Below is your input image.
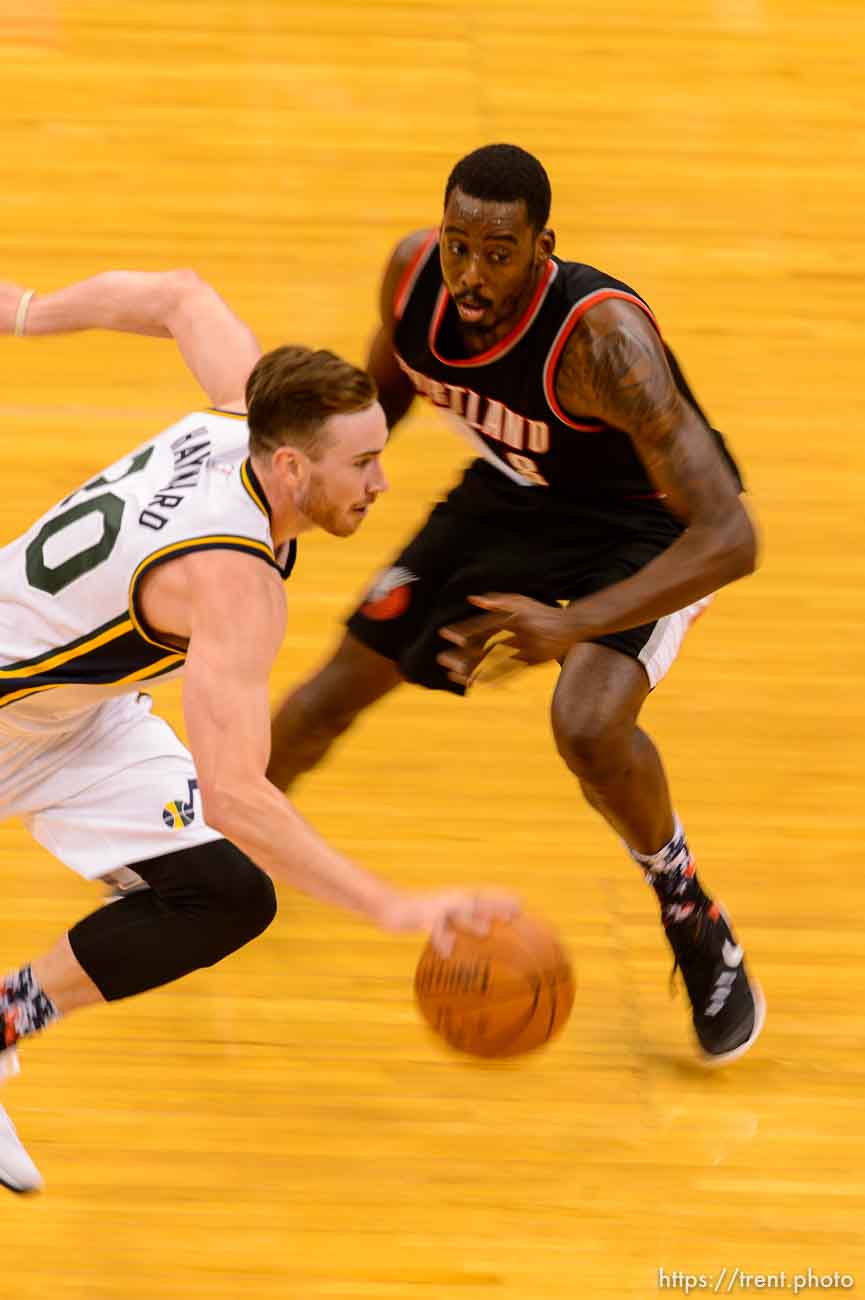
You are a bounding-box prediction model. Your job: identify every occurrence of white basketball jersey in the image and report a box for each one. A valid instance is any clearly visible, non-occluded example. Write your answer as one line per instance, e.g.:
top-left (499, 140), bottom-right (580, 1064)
top-left (0, 410), bottom-right (295, 730)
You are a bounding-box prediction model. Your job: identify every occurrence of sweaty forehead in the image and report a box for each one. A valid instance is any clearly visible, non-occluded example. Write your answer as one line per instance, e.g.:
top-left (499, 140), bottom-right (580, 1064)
top-left (444, 189), bottom-right (529, 237)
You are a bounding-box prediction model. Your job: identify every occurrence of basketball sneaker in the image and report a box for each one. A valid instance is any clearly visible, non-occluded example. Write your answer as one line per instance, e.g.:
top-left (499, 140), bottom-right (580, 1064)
top-left (664, 901), bottom-right (766, 1065)
top-left (0, 1100), bottom-right (43, 1194)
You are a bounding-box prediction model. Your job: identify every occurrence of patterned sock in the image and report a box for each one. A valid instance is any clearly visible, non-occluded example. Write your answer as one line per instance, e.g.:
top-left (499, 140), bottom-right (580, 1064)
top-left (1, 965), bottom-right (61, 1048)
top-left (628, 817), bottom-right (711, 925)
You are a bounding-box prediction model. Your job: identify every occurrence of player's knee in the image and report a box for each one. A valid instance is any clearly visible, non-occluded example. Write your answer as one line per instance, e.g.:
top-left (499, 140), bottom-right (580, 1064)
top-left (197, 848), bottom-right (277, 958)
top-left (242, 863), bottom-right (278, 939)
top-left (136, 839), bottom-right (277, 962)
top-left (70, 842), bottom-right (278, 1002)
top-left (550, 700), bottom-right (632, 782)
top-left (214, 853), bottom-right (277, 947)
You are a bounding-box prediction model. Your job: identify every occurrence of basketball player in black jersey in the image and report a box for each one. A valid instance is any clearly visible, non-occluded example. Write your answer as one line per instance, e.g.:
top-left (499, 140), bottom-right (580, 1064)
top-left (268, 144), bottom-right (765, 1065)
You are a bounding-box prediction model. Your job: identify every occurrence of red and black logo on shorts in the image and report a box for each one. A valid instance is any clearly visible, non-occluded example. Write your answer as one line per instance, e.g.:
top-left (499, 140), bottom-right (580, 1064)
top-left (359, 566), bottom-right (418, 621)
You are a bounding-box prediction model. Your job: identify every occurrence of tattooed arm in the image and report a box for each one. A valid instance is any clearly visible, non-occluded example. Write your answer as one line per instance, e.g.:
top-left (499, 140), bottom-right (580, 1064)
top-left (548, 297), bottom-right (757, 638)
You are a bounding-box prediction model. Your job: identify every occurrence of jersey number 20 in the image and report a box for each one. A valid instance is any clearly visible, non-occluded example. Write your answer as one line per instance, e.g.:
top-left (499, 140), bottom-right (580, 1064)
top-left (25, 447), bottom-right (154, 596)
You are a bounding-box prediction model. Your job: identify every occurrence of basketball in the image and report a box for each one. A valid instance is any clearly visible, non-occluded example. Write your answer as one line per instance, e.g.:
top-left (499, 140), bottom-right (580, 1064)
top-left (414, 913), bottom-right (575, 1058)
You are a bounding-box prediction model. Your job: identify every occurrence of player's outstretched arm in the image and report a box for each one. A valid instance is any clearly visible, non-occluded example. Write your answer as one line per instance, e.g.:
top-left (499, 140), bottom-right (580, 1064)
top-left (0, 269), bottom-right (259, 410)
top-left (365, 231), bottom-right (431, 430)
top-left (176, 550), bottom-right (518, 952)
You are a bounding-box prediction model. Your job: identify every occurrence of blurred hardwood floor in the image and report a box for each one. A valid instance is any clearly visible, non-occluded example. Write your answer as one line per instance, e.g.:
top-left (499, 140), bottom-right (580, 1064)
top-left (1, 1), bottom-right (863, 1296)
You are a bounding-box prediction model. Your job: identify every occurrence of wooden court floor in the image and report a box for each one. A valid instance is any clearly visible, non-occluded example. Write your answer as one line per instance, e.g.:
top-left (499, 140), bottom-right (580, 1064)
top-left (1, 2), bottom-right (864, 1297)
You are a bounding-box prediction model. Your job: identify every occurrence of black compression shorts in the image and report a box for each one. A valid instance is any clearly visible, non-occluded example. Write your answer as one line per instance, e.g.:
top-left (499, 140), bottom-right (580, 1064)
top-left (346, 459), bottom-right (686, 694)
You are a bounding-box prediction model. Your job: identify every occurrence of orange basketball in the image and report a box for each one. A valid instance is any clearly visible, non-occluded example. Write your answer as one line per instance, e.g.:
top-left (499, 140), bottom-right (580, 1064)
top-left (414, 913), bottom-right (575, 1058)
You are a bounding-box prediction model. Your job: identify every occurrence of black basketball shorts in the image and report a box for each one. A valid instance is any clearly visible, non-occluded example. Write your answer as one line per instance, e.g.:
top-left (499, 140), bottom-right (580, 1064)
top-left (346, 459), bottom-right (708, 695)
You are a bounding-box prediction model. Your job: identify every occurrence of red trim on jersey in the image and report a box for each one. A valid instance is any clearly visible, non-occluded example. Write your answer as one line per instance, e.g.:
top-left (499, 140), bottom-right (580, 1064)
top-left (428, 258), bottom-right (558, 368)
top-left (543, 290), bottom-right (662, 431)
top-left (393, 230), bottom-right (439, 321)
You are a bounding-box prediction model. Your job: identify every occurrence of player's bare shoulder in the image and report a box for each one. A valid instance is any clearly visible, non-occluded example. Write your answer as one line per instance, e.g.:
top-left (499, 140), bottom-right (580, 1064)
top-left (380, 228), bottom-right (438, 328)
top-left (140, 547), bottom-right (287, 658)
top-left (554, 295), bottom-right (750, 530)
top-left (554, 297), bottom-right (682, 443)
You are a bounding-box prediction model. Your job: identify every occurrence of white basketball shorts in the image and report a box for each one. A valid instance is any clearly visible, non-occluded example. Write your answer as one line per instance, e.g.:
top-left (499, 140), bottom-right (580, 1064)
top-left (0, 693), bottom-right (222, 881)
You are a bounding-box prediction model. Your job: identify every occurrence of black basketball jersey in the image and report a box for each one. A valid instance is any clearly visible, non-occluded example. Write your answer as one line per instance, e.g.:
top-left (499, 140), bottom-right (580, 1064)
top-left (392, 230), bottom-right (741, 500)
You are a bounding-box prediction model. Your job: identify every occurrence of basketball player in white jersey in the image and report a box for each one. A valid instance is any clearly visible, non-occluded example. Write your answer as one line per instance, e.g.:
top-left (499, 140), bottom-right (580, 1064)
top-left (0, 270), bottom-right (518, 1194)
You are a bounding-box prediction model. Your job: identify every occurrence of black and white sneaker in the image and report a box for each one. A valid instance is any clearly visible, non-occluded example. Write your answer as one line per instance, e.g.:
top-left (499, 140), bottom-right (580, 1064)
top-left (664, 901), bottom-right (766, 1066)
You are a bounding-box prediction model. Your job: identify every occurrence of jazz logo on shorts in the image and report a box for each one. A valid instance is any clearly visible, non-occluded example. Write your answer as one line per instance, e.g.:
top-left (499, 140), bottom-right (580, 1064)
top-left (162, 778), bottom-right (199, 830)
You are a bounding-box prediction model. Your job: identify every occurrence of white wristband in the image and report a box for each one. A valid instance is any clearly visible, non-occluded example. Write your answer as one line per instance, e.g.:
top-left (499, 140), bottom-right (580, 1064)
top-left (13, 289), bottom-right (35, 337)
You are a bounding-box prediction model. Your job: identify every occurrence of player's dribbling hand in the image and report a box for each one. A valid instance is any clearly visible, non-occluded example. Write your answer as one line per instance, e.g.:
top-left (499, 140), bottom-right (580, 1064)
top-left (438, 594), bottom-right (579, 686)
top-left (383, 890), bottom-right (521, 956)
